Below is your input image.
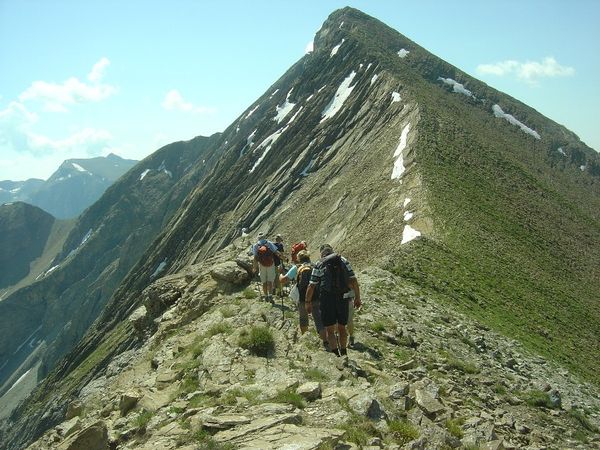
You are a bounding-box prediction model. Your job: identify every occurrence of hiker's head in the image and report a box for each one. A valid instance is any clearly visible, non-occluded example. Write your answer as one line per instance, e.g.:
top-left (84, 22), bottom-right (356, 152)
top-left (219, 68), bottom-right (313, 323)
top-left (275, 234), bottom-right (283, 243)
top-left (297, 250), bottom-right (310, 263)
top-left (319, 244), bottom-right (334, 257)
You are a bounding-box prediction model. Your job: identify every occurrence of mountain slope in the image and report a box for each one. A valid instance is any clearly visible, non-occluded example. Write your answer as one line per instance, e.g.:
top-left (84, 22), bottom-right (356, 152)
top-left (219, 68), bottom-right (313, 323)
top-left (0, 203), bottom-right (55, 290)
top-left (0, 135), bottom-right (222, 420)
top-left (1, 7), bottom-right (599, 449)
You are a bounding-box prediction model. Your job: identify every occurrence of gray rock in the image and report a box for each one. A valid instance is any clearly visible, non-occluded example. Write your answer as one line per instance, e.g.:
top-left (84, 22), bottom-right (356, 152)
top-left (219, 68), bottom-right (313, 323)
top-left (65, 400), bottom-right (83, 420)
top-left (415, 389), bottom-right (445, 417)
top-left (349, 394), bottom-right (387, 421)
top-left (210, 261), bottom-right (250, 285)
top-left (389, 382), bottom-right (410, 399)
top-left (129, 305), bottom-right (149, 334)
top-left (56, 417), bottom-right (81, 437)
top-left (297, 382), bottom-right (322, 401)
top-left (119, 392), bottom-right (140, 416)
top-left (213, 413), bottom-right (302, 443)
top-left (56, 421), bottom-right (109, 450)
top-left (397, 359), bottom-right (417, 371)
top-left (482, 440), bottom-right (506, 450)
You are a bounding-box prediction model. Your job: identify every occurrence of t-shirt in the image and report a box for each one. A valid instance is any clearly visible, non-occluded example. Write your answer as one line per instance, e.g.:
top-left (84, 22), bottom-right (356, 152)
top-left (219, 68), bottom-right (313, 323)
top-left (284, 264), bottom-right (298, 280)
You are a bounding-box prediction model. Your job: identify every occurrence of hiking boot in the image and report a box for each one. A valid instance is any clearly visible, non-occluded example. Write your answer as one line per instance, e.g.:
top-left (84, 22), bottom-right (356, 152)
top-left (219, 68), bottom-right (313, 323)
top-left (348, 336), bottom-right (355, 348)
top-left (267, 295), bottom-right (274, 305)
top-left (331, 348), bottom-right (341, 357)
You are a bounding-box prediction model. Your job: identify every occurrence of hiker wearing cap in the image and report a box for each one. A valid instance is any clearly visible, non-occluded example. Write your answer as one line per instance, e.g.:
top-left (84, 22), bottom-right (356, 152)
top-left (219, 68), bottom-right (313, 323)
top-left (252, 232), bottom-right (282, 303)
top-left (305, 244), bottom-right (361, 357)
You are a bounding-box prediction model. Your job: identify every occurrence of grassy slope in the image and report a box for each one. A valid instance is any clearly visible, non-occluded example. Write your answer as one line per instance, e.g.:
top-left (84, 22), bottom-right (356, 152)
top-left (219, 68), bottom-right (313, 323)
top-left (394, 92), bottom-right (600, 383)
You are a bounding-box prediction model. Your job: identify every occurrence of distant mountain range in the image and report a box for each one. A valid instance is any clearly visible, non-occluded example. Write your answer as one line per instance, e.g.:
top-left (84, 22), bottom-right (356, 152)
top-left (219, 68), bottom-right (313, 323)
top-left (0, 154), bottom-right (138, 219)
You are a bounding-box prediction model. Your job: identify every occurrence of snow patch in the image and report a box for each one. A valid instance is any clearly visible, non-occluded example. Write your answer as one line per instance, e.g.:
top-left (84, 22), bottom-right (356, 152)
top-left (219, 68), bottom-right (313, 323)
top-left (320, 71), bottom-right (357, 123)
top-left (269, 89), bottom-right (279, 98)
top-left (403, 211), bottom-right (414, 221)
top-left (438, 77), bottom-right (474, 98)
top-left (158, 161), bottom-right (173, 178)
top-left (330, 39), bottom-right (345, 57)
top-left (274, 89), bottom-right (296, 124)
top-left (370, 74), bottom-right (379, 86)
top-left (139, 169), bottom-right (151, 180)
top-left (339, 21), bottom-right (344, 29)
top-left (287, 106), bottom-right (303, 124)
top-left (10, 187), bottom-right (21, 193)
top-left (391, 123), bottom-right (411, 180)
top-left (245, 104), bottom-right (259, 119)
top-left (367, 63), bottom-right (373, 71)
top-left (6, 368), bottom-right (33, 394)
top-left (300, 159), bottom-right (316, 177)
top-left (151, 259), bottom-right (167, 278)
top-left (391, 92), bottom-right (401, 103)
top-left (249, 127), bottom-right (287, 173)
top-left (72, 163), bottom-right (88, 172)
top-left (81, 229), bottom-right (93, 246)
top-left (580, 165), bottom-right (586, 171)
top-left (401, 225), bottom-right (421, 244)
top-left (398, 49), bottom-right (410, 58)
top-left (403, 198), bottom-right (411, 208)
top-left (558, 147), bottom-right (566, 156)
top-left (492, 105), bottom-right (541, 139)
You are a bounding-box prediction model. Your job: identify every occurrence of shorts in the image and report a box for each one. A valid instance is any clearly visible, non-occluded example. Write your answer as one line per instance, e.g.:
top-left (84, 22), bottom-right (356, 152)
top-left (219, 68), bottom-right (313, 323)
top-left (259, 265), bottom-right (276, 283)
top-left (319, 293), bottom-right (349, 327)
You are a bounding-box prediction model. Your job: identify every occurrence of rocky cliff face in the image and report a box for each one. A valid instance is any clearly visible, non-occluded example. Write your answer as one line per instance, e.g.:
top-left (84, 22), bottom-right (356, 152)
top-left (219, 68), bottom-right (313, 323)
top-left (16, 243), bottom-right (600, 449)
top-left (0, 202), bottom-right (55, 289)
top-left (2, 6), bottom-right (599, 449)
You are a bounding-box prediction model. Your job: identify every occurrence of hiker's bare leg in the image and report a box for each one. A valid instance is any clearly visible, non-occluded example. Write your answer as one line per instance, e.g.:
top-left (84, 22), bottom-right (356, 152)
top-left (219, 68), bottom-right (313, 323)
top-left (337, 324), bottom-right (348, 350)
top-left (326, 325), bottom-right (338, 351)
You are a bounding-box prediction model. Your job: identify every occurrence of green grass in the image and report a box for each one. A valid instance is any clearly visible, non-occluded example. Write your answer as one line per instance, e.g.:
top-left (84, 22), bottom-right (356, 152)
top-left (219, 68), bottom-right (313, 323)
top-left (569, 409), bottom-right (599, 433)
top-left (370, 321), bottom-right (387, 333)
top-left (221, 388), bottom-right (261, 405)
top-left (304, 368), bottom-right (328, 382)
top-left (238, 326), bottom-right (275, 357)
top-left (193, 429), bottom-right (234, 450)
top-left (340, 418), bottom-right (380, 446)
top-left (271, 388), bottom-right (305, 409)
top-left (133, 409), bottom-right (154, 430)
top-left (523, 389), bottom-right (555, 409)
top-left (206, 322), bottom-right (233, 337)
top-left (445, 418), bottom-right (464, 438)
top-left (242, 287), bottom-right (258, 299)
top-left (387, 420), bottom-right (420, 445)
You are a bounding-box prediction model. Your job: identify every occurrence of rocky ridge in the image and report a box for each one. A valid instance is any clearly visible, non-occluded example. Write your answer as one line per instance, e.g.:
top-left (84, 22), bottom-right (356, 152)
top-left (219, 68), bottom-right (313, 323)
top-left (22, 240), bottom-right (600, 450)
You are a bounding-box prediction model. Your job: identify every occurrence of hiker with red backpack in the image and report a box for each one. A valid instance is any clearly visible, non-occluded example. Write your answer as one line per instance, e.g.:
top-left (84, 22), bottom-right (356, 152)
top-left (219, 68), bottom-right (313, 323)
top-left (305, 244), bottom-right (361, 357)
top-left (290, 241), bottom-right (307, 264)
top-left (252, 232), bottom-right (282, 303)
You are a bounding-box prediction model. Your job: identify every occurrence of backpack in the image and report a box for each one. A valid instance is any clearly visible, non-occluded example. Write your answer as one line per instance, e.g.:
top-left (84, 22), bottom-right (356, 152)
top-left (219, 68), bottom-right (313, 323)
top-left (319, 253), bottom-right (350, 295)
top-left (296, 263), bottom-right (314, 302)
top-left (256, 245), bottom-right (274, 267)
top-left (291, 242), bottom-right (307, 263)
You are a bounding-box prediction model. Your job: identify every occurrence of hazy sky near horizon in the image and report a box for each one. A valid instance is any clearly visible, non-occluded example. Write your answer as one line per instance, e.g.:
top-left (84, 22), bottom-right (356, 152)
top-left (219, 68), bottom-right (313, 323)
top-left (1, 0), bottom-right (599, 181)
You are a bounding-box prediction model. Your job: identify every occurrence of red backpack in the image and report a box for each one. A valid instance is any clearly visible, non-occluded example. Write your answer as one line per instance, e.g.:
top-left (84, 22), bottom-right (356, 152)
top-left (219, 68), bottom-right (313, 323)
top-left (256, 245), bottom-right (274, 267)
top-left (291, 242), bottom-right (307, 263)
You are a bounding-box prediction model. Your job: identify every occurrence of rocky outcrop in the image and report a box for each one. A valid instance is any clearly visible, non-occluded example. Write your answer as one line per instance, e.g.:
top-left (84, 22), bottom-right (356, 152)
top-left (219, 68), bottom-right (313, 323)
top-left (20, 258), bottom-right (600, 450)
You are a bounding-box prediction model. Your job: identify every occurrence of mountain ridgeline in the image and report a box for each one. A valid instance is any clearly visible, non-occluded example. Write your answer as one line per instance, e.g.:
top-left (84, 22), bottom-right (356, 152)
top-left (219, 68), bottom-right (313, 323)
top-left (0, 154), bottom-right (138, 219)
top-left (1, 7), bottom-right (599, 449)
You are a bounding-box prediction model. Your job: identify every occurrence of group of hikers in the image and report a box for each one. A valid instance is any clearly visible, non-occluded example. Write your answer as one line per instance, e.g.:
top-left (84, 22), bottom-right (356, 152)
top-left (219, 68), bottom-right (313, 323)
top-left (251, 232), bottom-right (361, 357)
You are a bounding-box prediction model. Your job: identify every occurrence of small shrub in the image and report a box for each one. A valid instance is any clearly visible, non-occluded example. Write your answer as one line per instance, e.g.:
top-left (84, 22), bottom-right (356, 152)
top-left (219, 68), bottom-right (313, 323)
top-left (243, 288), bottom-right (258, 299)
top-left (445, 418), bottom-right (464, 438)
top-left (221, 388), bottom-right (260, 405)
top-left (193, 429), bottom-right (234, 449)
top-left (388, 420), bottom-right (419, 444)
top-left (272, 388), bottom-right (305, 409)
top-left (221, 306), bottom-right (236, 318)
top-left (238, 326), bottom-right (275, 357)
top-left (524, 389), bottom-right (554, 408)
top-left (304, 368), bottom-right (328, 381)
top-left (341, 418), bottom-right (379, 446)
top-left (492, 382), bottom-right (507, 395)
top-left (133, 409), bottom-right (153, 430)
top-left (370, 321), bottom-right (387, 333)
top-left (180, 374), bottom-right (200, 394)
top-left (446, 356), bottom-right (480, 374)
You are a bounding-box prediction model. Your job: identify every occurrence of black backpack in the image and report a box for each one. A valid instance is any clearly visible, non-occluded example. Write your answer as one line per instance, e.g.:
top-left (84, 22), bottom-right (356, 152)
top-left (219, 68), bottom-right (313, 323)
top-left (320, 253), bottom-right (350, 295)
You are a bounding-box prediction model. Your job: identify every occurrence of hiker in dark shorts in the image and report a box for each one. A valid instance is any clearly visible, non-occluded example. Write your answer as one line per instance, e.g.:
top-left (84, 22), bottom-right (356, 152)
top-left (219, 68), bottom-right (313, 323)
top-left (306, 244), bottom-right (361, 356)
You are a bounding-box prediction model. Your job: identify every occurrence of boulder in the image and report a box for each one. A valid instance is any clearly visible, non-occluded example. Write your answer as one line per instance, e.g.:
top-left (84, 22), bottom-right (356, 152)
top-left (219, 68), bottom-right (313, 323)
top-left (415, 389), bottom-right (445, 417)
top-left (119, 392), bottom-right (140, 416)
top-left (57, 421), bottom-right (109, 450)
top-left (296, 382), bottom-right (322, 401)
top-left (65, 400), bottom-right (83, 420)
top-left (56, 417), bottom-right (81, 437)
top-left (349, 394), bottom-right (387, 421)
top-left (129, 305), bottom-right (149, 334)
top-left (389, 382), bottom-right (410, 399)
top-left (210, 261), bottom-right (250, 285)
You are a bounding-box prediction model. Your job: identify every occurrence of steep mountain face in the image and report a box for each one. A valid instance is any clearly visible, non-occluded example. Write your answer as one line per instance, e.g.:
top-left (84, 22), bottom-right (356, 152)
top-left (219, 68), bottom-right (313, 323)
top-left (0, 136), bottom-right (221, 420)
top-left (2, 7), bottom-right (599, 449)
top-left (0, 202), bottom-right (55, 289)
top-left (27, 154), bottom-right (139, 219)
top-left (0, 180), bottom-right (44, 204)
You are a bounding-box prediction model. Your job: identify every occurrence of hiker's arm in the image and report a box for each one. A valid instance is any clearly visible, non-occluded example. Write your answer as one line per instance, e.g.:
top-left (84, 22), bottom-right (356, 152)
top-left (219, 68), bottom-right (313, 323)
top-left (305, 284), bottom-right (315, 313)
top-left (350, 278), bottom-right (361, 308)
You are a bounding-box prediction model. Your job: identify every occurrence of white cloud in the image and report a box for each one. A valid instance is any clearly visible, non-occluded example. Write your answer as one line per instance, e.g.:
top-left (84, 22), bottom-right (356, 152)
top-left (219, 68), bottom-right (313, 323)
top-left (87, 57), bottom-right (110, 82)
top-left (477, 57), bottom-right (574, 84)
top-left (18, 58), bottom-right (116, 111)
top-left (305, 40), bottom-right (314, 54)
top-left (162, 89), bottom-right (213, 114)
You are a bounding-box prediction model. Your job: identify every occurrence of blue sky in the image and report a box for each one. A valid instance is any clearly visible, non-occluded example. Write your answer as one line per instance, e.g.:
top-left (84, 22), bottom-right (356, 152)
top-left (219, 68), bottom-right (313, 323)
top-left (1, 0), bottom-right (599, 180)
